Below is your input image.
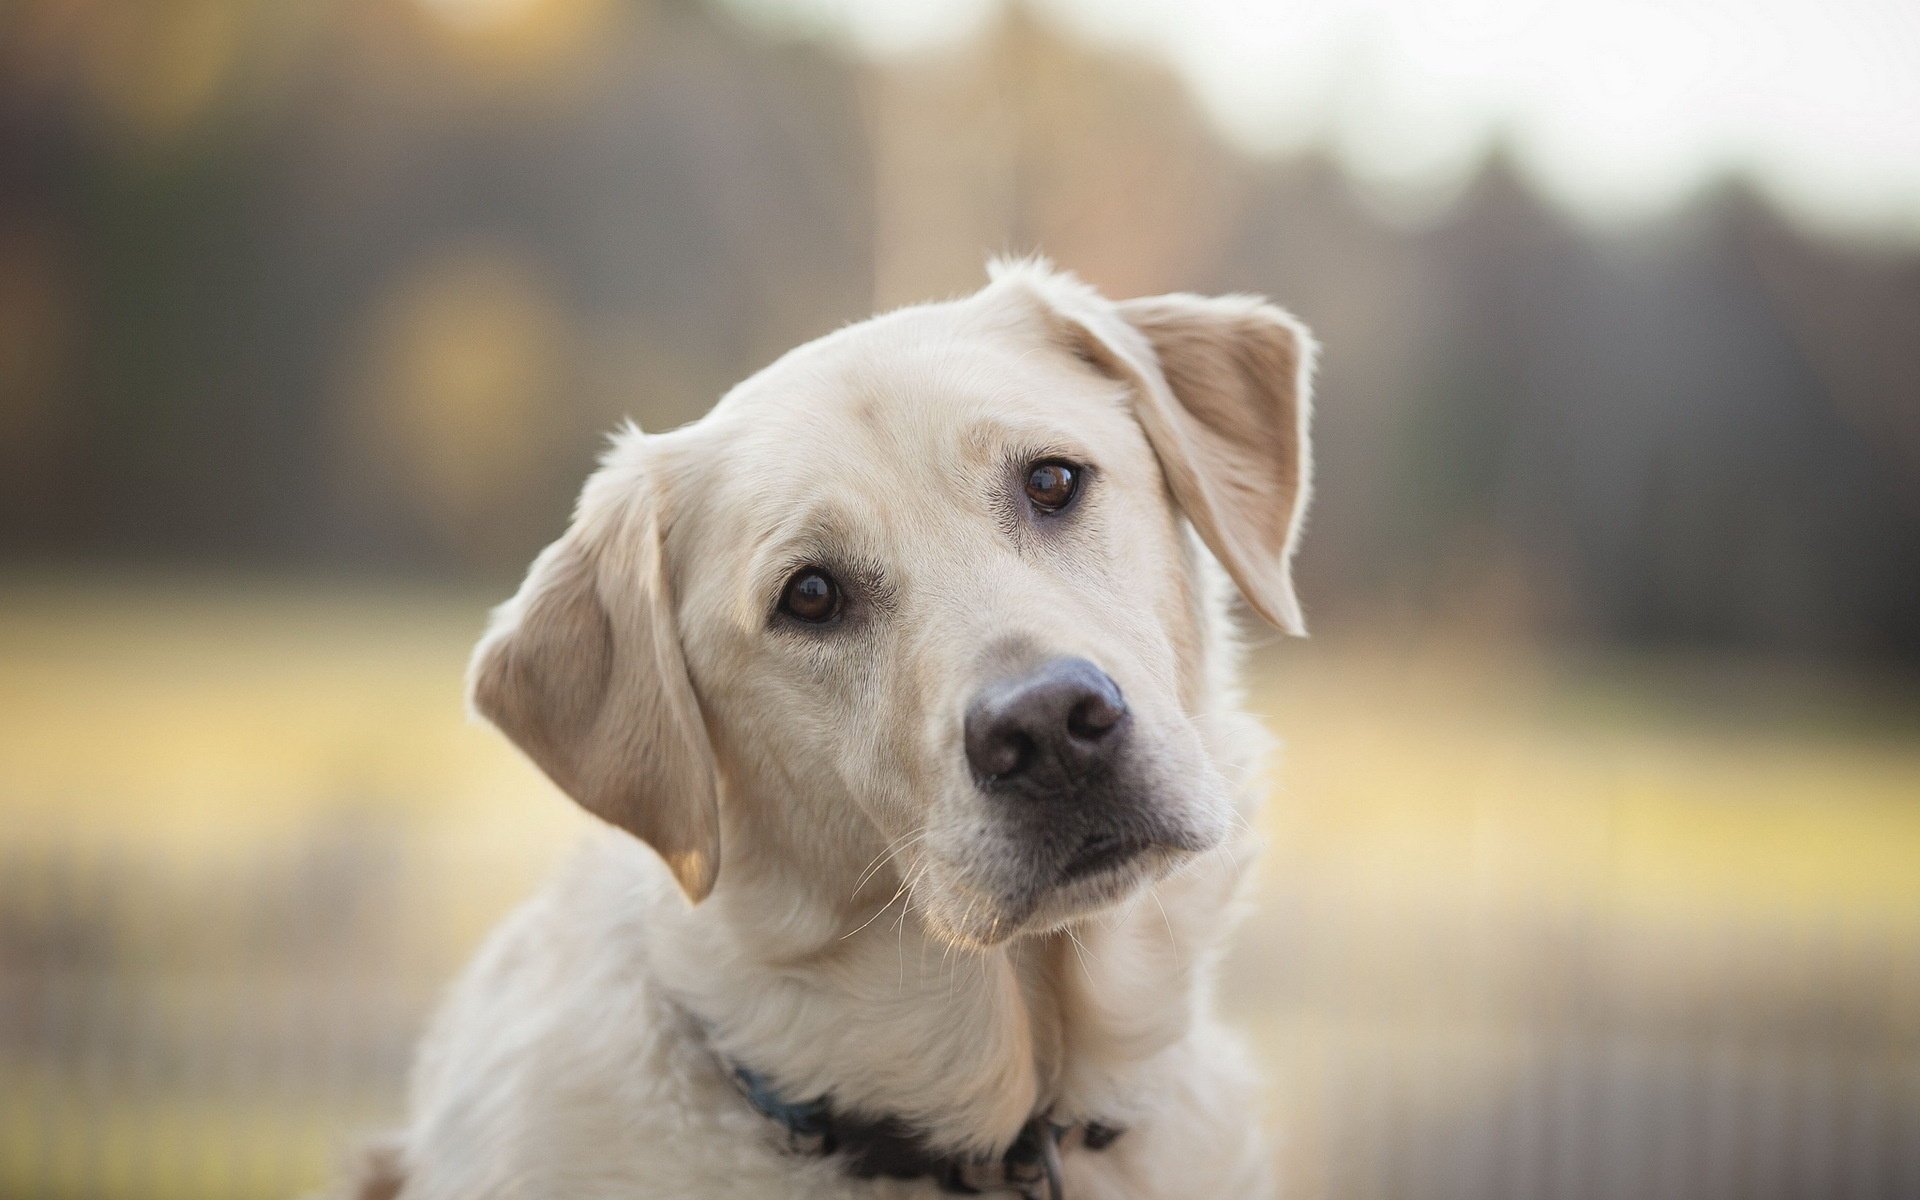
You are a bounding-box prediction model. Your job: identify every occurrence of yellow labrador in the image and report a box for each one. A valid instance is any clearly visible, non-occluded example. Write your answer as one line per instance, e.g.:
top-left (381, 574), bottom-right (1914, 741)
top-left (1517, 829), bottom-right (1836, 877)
top-left (362, 261), bottom-right (1315, 1199)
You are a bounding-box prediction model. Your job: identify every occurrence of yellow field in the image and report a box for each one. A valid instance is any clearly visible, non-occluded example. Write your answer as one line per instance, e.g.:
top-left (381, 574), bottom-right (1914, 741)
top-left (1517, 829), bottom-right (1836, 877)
top-left (2, 575), bottom-right (1917, 1198)
top-left (5, 576), bottom-right (1914, 888)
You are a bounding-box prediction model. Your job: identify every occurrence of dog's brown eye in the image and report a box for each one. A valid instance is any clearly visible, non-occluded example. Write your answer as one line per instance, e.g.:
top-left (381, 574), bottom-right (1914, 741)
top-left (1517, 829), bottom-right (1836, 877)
top-left (1025, 461), bottom-right (1079, 513)
top-left (779, 569), bottom-right (841, 623)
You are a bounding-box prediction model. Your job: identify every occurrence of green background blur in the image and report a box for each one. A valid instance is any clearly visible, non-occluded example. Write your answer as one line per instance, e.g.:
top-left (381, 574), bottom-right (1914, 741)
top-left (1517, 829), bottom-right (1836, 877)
top-left (2, 1), bottom-right (1917, 1198)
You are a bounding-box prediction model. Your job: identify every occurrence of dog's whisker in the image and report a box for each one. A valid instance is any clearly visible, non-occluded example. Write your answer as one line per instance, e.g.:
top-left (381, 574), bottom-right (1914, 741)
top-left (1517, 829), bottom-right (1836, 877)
top-left (850, 828), bottom-right (928, 901)
top-left (891, 859), bottom-right (938, 997)
top-left (1220, 802), bottom-right (1258, 840)
top-left (941, 897), bottom-right (978, 989)
top-left (890, 862), bottom-right (930, 941)
top-left (1166, 836), bottom-right (1242, 887)
top-left (897, 873), bottom-right (915, 996)
top-left (1063, 927), bottom-right (1096, 983)
top-left (840, 867), bottom-right (918, 941)
top-left (1147, 883), bottom-right (1182, 966)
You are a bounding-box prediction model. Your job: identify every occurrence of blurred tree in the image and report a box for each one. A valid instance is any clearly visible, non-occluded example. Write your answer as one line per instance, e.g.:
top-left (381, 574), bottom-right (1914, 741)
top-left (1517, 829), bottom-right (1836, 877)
top-left (0, 0), bottom-right (1916, 661)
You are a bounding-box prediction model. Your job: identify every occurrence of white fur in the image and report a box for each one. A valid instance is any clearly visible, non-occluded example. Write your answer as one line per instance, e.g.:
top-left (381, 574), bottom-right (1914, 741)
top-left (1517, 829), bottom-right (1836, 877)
top-left (354, 264), bottom-right (1314, 1199)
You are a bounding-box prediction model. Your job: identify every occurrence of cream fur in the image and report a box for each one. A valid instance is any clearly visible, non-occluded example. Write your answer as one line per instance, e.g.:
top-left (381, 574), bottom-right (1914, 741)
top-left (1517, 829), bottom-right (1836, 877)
top-left (354, 263), bottom-right (1315, 1199)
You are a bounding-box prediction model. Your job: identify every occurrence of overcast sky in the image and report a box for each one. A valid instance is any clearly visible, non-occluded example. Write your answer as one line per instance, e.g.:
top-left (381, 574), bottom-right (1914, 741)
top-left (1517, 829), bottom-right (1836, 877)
top-left (720, 0), bottom-right (1920, 243)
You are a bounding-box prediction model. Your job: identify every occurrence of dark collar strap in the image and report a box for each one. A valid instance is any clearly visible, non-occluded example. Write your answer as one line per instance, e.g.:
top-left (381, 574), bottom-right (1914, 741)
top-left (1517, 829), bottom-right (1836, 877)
top-left (729, 1063), bottom-right (1124, 1199)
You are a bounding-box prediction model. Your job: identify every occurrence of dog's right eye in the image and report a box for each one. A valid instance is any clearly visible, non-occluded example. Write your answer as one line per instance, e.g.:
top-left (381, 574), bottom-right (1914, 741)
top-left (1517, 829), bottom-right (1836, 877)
top-left (779, 568), bottom-right (842, 624)
top-left (1024, 459), bottom-right (1081, 514)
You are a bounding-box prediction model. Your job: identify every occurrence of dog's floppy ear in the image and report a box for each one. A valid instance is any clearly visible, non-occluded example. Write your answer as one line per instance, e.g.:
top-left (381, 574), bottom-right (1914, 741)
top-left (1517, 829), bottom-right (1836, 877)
top-left (997, 263), bottom-right (1317, 635)
top-left (468, 432), bottom-right (720, 900)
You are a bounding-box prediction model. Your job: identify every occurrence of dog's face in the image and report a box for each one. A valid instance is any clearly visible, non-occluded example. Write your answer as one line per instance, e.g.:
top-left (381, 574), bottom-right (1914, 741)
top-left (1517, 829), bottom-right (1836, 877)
top-left (471, 263), bottom-right (1315, 948)
top-left (665, 316), bottom-right (1238, 946)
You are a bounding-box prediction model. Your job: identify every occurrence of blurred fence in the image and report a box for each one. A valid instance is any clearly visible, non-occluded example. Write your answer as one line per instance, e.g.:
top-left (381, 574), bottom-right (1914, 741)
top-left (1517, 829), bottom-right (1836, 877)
top-left (0, 836), bottom-right (446, 1200)
top-left (2, 834), bottom-right (1915, 1200)
top-left (3, 584), bottom-right (1915, 1199)
top-left (1228, 896), bottom-right (1920, 1200)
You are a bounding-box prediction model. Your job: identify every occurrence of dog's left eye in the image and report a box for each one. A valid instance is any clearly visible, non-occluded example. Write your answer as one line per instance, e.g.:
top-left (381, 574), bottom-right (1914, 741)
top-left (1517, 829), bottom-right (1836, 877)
top-left (1025, 460), bottom-right (1080, 513)
top-left (779, 568), bottom-right (842, 623)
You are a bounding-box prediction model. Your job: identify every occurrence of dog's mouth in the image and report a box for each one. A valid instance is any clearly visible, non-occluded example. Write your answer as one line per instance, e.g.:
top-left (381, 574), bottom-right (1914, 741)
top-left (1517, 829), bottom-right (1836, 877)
top-left (1016, 836), bottom-right (1193, 937)
top-left (944, 826), bottom-right (1202, 946)
top-left (912, 769), bottom-right (1229, 949)
top-left (913, 834), bottom-right (1188, 949)
top-left (1059, 831), bottom-right (1153, 882)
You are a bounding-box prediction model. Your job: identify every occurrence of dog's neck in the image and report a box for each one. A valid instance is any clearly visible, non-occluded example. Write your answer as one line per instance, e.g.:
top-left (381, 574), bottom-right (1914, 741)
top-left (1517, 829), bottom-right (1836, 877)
top-left (641, 707), bottom-right (1265, 1158)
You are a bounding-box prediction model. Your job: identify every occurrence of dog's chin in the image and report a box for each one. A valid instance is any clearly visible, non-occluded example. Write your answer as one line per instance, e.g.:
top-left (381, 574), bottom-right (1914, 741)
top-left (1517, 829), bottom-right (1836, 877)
top-left (1020, 841), bottom-right (1192, 935)
top-left (919, 841), bottom-right (1198, 950)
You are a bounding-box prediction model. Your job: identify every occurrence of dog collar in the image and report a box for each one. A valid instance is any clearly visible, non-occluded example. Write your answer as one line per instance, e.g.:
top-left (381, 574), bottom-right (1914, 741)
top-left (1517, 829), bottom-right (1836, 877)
top-left (727, 1062), bottom-right (1123, 1199)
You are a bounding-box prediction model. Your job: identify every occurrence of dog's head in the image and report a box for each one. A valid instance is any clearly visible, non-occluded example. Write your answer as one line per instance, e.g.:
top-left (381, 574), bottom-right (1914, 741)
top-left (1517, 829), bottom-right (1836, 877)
top-left (470, 262), bottom-right (1314, 947)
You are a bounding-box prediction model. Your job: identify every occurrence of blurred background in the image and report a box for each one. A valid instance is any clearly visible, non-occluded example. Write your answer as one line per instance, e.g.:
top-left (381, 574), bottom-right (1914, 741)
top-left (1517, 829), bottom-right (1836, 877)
top-left (3, 0), bottom-right (1919, 1197)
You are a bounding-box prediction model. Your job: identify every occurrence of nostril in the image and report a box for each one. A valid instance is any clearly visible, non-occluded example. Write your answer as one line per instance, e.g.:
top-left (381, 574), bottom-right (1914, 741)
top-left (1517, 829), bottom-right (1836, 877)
top-left (976, 729), bottom-right (1033, 779)
top-left (1067, 690), bottom-right (1127, 741)
top-left (967, 657), bottom-right (1127, 787)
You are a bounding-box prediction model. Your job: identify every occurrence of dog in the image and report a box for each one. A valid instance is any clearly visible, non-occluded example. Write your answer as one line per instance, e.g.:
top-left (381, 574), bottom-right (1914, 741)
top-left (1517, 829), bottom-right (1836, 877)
top-left (356, 260), bottom-right (1316, 1199)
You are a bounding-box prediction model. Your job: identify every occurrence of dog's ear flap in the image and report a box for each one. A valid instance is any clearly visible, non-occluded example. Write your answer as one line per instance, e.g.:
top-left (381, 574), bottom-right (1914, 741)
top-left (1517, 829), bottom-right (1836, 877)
top-left (999, 264), bottom-right (1316, 635)
top-left (469, 439), bottom-right (720, 901)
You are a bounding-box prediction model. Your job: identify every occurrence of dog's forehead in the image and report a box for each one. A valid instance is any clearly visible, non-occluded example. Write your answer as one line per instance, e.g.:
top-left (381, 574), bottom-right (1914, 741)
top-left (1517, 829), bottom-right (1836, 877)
top-left (706, 305), bottom-right (1116, 494)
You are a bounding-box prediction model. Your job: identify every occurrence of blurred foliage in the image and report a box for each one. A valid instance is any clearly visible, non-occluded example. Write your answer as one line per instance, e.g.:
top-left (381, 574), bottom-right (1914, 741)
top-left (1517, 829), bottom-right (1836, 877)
top-left (2, 0), bottom-right (1918, 662)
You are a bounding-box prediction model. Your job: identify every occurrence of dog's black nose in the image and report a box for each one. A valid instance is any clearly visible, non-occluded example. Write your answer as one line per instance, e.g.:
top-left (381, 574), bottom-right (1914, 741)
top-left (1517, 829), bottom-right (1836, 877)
top-left (964, 657), bottom-right (1130, 787)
